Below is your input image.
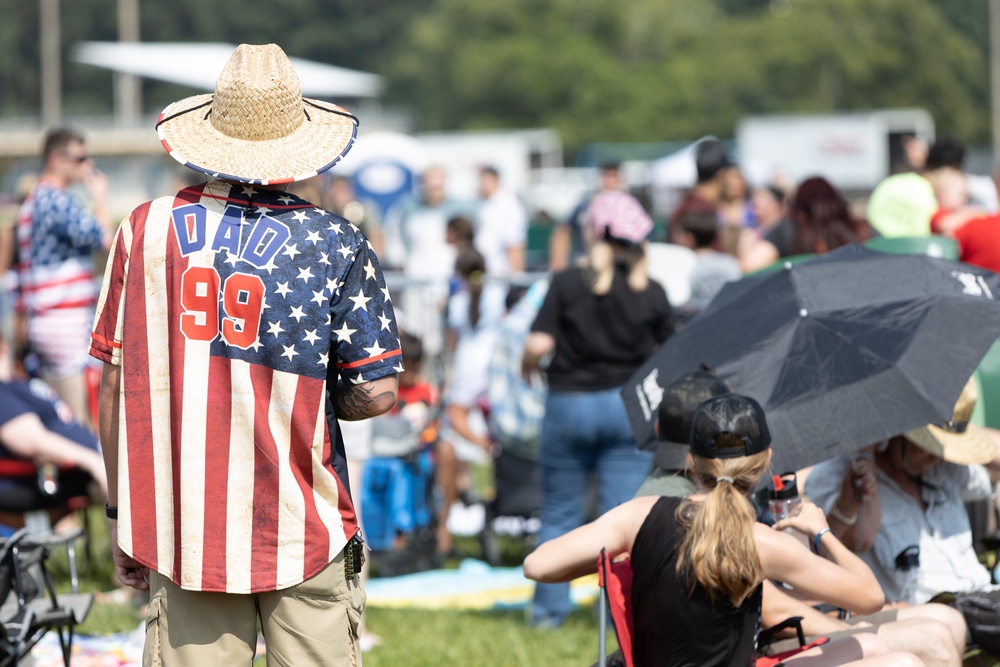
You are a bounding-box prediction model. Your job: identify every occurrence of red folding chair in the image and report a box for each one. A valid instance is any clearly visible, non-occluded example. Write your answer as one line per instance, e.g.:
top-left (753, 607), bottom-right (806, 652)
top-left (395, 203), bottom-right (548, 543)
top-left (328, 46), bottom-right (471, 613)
top-left (596, 549), bottom-right (829, 667)
top-left (597, 548), bottom-right (634, 667)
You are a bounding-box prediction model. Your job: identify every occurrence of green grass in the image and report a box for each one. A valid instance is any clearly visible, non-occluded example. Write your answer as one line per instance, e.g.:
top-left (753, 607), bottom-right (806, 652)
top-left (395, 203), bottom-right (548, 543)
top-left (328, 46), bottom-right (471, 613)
top-left (38, 511), bottom-right (1000, 667)
top-left (40, 506), bottom-right (609, 666)
top-left (362, 607), bottom-right (612, 667)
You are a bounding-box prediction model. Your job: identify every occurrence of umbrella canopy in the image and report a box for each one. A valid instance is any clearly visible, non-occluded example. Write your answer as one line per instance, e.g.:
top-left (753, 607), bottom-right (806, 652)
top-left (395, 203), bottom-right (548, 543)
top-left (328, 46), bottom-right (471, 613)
top-left (622, 244), bottom-right (1000, 474)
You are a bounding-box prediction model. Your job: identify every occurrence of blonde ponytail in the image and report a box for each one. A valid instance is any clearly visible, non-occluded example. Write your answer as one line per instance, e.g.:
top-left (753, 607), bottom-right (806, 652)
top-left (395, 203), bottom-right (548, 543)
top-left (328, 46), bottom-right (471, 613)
top-left (675, 447), bottom-right (769, 606)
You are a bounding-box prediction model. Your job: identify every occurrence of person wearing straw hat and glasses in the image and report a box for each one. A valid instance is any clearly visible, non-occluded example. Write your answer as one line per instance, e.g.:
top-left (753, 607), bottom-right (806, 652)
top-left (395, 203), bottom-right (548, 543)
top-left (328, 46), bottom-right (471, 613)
top-left (806, 378), bottom-right (1000, 655)
top-left (90, 44), bottom-right (400, 666)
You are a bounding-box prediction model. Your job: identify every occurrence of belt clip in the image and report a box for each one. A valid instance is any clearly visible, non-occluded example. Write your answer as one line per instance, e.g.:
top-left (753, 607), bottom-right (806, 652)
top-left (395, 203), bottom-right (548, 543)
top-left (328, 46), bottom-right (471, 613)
top-left (345, 533), bottom-right (365, 581)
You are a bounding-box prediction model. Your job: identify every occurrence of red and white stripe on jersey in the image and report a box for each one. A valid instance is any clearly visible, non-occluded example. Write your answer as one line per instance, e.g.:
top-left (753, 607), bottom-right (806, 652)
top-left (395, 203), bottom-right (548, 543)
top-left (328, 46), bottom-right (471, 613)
top-left (16, 203), bottom-right (98, 314)
top-left (15, 258), bottom-right (98, 313)
top-left (27, 308), bottom-right (95, 377)
top-left (90, 187), bottom-right (358, 594)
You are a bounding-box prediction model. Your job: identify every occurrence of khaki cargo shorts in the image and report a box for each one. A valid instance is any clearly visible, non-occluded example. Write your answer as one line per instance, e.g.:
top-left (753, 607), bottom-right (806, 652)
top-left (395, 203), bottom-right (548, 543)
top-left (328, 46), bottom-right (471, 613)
top-left (143, 549), bottom-right (365, 666)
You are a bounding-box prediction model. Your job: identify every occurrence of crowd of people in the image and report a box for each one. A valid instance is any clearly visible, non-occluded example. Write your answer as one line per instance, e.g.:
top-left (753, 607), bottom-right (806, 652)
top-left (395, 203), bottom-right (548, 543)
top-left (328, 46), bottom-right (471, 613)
top-left (2, 39), bottom-right (1000, 666)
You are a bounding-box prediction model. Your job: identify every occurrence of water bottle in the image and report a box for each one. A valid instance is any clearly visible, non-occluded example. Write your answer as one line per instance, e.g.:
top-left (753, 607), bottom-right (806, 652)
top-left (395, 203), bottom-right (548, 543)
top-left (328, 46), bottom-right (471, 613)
top-left (769, 472), bottom-right (810, 549)
top-left (895, 545), bottom-right (920, 601)
top-left (768, 472), bottom-right (800, 522)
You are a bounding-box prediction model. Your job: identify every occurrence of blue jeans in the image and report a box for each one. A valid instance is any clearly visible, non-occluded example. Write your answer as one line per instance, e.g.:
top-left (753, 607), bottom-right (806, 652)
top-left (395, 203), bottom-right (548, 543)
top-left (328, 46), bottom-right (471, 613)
top-left (530, 388), bottom-right (652, 626)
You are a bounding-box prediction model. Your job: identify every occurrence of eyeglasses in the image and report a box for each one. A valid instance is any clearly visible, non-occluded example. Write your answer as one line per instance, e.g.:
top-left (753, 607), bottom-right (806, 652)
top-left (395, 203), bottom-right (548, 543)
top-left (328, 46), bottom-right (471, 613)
top-left (64, 153), bottom-right (91, 163)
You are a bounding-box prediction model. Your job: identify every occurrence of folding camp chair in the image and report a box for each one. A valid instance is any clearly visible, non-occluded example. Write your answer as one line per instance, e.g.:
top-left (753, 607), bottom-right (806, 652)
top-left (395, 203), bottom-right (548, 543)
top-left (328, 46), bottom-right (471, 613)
top-left (0, 528), bottom-right (93, 667)
top-left (597, 549), bottom-right (634, 667)
top-left (596, 549), bottom-right (828, 667)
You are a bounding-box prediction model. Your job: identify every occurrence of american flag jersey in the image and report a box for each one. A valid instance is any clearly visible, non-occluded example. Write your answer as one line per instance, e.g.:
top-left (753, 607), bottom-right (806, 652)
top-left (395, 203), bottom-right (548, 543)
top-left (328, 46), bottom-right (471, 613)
top-left (90, 180), bottom-right (402, 593)
top-left (17, 181), bottom-right (104, 314)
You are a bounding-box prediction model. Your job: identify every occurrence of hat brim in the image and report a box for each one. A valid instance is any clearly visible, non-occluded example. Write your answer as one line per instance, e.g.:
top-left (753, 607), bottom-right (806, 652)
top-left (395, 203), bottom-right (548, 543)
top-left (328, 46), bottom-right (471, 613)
top-left (904, 422), bottom-right (996, 465)
top-left (156, 94), bottom-right (357, 185)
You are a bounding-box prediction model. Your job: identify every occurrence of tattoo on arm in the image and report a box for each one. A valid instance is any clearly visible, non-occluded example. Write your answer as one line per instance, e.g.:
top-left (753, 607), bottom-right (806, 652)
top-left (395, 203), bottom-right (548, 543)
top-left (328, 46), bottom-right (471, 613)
top-left (335, 378), bottom-right (397, 421)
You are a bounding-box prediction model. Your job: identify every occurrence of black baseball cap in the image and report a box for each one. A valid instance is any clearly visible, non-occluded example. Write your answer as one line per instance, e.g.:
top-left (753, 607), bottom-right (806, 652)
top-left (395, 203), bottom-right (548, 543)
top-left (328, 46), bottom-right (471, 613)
top-left (656, 371), bottom-right (731, 469)
top-left (690, 393), bottom-right (771, 459)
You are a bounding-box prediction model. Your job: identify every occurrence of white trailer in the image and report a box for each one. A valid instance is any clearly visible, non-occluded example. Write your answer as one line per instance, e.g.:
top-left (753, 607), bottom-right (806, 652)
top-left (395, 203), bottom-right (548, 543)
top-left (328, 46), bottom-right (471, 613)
top-left (736, 109), bottom-right (935, 192)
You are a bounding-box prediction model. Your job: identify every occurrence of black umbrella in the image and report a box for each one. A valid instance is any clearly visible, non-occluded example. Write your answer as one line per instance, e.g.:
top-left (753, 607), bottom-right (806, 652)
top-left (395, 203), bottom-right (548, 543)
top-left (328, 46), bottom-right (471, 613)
top-left (622, 244), bottom-right (1000, 474)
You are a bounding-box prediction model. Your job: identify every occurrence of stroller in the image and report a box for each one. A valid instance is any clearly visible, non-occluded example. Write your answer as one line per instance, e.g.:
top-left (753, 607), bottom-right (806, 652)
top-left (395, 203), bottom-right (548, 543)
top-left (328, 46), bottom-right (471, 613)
top-left (477, 279), bottom-right (548, 566)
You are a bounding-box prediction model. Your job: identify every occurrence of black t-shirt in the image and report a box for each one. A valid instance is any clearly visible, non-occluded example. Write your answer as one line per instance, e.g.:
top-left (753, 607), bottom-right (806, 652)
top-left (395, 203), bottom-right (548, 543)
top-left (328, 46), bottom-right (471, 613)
top-left (763, 218), bottom-right (796, 258)
top-left (0, 379), bottom-right (99, 459)
top-left (531, 266), bottom-right (674, 392)
top-left (631, 496), bottom-right (762, 667)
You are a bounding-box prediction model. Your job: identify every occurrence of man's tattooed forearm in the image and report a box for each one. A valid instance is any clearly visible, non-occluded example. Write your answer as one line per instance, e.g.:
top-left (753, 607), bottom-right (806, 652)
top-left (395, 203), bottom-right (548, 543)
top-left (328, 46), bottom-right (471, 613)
top-left (335, 382), bottom-right (397, 420)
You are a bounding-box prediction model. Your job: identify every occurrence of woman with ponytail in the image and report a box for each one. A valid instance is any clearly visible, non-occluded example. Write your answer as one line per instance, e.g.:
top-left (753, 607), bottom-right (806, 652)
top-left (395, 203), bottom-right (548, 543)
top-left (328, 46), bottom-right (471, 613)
top-left (524, 191), bottom-right (675, 627)
top-left (524, 394), bottom-right (923, 667)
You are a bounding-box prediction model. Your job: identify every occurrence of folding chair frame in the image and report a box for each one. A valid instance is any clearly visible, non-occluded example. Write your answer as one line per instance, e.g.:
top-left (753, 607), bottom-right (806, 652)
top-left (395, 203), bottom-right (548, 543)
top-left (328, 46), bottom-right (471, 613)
top-left (0, 528), bottom-right (93, 667)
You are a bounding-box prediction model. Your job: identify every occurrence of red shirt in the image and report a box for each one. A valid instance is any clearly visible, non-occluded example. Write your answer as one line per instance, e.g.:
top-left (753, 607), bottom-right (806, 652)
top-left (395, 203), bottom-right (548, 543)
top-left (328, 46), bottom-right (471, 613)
top-left (932, 211), bottom-right (1000, 275)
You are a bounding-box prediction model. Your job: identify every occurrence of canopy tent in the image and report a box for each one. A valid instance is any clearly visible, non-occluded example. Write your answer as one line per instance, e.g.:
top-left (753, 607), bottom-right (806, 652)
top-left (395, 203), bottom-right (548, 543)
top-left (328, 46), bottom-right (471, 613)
top-left (72, 42), bottom-right (382, 99)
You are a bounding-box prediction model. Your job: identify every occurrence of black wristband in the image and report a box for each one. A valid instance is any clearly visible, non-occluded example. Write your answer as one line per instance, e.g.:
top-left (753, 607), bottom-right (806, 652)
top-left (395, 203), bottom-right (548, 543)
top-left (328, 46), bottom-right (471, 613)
top-left (105, 503), bottom-right (118, 520)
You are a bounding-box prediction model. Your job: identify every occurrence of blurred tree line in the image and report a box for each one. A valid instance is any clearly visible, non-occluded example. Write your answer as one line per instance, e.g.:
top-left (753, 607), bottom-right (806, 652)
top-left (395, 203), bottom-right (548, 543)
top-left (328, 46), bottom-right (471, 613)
top-left (0, 0), bottom-right (989, 150)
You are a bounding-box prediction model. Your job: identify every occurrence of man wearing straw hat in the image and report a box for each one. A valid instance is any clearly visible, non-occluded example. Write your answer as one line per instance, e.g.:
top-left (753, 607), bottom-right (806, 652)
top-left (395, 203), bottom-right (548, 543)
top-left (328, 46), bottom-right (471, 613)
top-left (807, 378), bottom-right (1000, 655)
top-left (91, 43), bottom-right (400, 665)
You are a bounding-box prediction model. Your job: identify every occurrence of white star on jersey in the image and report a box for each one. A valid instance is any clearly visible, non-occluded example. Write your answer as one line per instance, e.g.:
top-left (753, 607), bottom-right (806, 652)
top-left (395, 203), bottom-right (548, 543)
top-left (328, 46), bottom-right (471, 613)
top-left (364, 340), bottom-right (386, 357)
top-left (348, 289), bottom-right (371, 312)
top-left (289, 306), bottom-right (306, 322)
top-left (281, 344), bottom-right (298, 360)
top-left (305, 230), bottom-right (322, 245)
top-left (282, 244), bottom-right (301, 259)
top-left (336, 243), bottom-right (354, 259)
top-left (261, 257), bottom-right (279, 275)
top-left (267, 321), bottom-right (285, 337)
top-left (275, 282), bottom-right (292, 297)
top-left (303, 329), bottom-right (320, 345)
top-left (378, 312), bottom-right (392, 331)
top-left (297, 266), bottom-right (314, 283)
top-left (363, 260), bottom-right (376, 281)
top-left (333, 323), bottom-right (356, 343)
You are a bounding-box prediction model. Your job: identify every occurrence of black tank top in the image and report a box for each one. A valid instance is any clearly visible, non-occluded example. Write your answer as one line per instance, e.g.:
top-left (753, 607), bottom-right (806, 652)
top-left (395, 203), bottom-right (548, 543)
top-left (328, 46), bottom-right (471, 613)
top-left (631, 496), bottom-right (762, 667)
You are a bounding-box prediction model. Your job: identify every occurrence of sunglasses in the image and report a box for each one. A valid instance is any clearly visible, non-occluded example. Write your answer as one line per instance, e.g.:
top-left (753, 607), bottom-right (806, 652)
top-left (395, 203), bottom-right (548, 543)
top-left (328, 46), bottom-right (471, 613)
top-left (64, 153), bottom-right (91, 163)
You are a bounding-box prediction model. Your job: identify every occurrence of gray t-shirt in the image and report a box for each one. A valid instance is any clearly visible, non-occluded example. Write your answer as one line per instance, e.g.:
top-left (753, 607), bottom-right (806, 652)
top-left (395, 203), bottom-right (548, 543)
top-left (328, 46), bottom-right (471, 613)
top-left (688, 251), bottom-right (742, 310)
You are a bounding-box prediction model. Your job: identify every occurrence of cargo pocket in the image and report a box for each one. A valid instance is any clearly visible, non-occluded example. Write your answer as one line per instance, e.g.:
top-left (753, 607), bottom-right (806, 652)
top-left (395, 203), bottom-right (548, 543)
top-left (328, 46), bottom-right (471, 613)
top-left (143, 592), bottom-right (164, 667)
top-left (346, 602), bottom-right (362, 667)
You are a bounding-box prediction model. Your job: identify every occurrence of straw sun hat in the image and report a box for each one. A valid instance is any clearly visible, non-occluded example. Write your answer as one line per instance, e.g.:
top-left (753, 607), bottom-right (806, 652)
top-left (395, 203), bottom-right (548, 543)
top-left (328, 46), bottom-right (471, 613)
top-left (903, 377), bottom-right (995, 465)
top-left (155, 43), bottom-right (358, 185)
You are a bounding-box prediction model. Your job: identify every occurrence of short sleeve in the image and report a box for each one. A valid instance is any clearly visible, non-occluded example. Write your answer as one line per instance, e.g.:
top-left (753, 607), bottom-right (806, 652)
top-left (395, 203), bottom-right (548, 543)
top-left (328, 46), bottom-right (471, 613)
top-left (330, 239), bottom-right (402, 384)
top-left (503, 199), bottom-right (528, 248)
top-left (0, 385), bottom-right (34, 430)
top-left (90, 217), bottom-right (132, 365)
top-left (802, 456), bottom-right (851, 510)
top-left (531, 270), bottom-right (569, 336)
top-left (650, 283), bottom-right (675, 343)
top-left (447, 291), bottom-right (469, 332)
